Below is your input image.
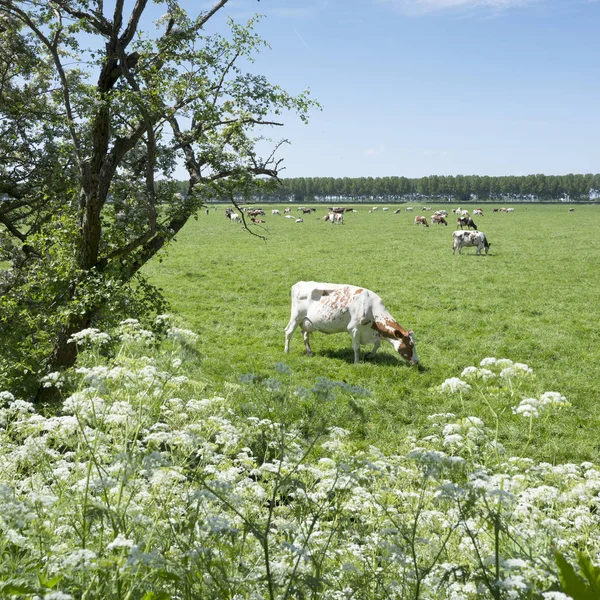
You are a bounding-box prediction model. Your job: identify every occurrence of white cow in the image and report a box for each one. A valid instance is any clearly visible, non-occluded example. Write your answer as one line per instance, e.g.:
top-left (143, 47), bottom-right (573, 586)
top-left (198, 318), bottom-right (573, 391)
top-left (323, 212), bottom-right (343, 224)
top-left (382, 207), bottom-right (389, 212)
top-left (272, 209), bottom-right (281, 215)
top-left (452, 231), bottom-right (491, 255)
top-left (284, 282), bottom-right (418, 365)
top-left (405, 207), bottom-right (413, 212)
top-left (229, 212), bottom-right (241, 223)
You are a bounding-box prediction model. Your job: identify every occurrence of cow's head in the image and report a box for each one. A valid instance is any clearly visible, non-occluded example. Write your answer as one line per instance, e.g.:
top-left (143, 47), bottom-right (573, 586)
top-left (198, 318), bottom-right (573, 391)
top-left (394, 330), bottom-right (418, 365)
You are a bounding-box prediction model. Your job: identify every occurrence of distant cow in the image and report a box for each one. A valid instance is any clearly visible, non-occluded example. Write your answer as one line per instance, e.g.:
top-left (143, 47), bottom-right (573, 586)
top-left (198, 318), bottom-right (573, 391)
top-left (324, 212), bottom-right (343, 224)
top-left (452, 231), bottom-right (491, 255)
top-left (382, 207), bottom-right (389, 212)
top-left (405, 207), bottom-right (414, 212)
top-left (248, 209), bottom-right (264, 217)
top-left (493, 208), bottom-right (499, 213)
top-left (229, 213), bottom-right (241, 223)
top-left (431, 214), bottom-right (448, 225)
top-left (251, 217), bottom-right (265, 224)
top-left (284, 281), bottom-right (418, 365)
top-left (272, 209), bottom-right (281, 215)
top-left (569, 208), bottom-right (575, 212)
top-left (296, 218), bottom-right (304, 223)
top-left (284, 208), bottom-right (291, 214)
top-left (302, 208), bottom-right (316, 214)
top-left (457, 217), bottom-right (477, 230)
top-left (473, 208), bottom-right (484, 216)
top-left (414, 216), bottom-right (429, 227)
top-left (394, 208), bottom-right (402, 214)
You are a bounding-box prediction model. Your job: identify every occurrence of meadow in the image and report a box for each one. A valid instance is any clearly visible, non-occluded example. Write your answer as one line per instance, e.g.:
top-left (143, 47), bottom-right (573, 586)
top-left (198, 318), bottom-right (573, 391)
top-left (143, 203), bottom-right (600, 464)
top-left (2, 205), bottom-right (599, 598)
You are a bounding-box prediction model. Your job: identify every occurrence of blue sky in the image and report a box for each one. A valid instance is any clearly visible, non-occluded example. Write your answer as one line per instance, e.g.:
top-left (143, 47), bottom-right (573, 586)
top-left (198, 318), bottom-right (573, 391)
top-left (183, 0), bottom-right (600, 178)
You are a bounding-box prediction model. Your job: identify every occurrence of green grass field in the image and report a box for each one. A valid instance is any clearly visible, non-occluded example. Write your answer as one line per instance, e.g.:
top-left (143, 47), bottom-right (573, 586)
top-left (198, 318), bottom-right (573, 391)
top-left (143, 203), bottom-right (600, 463)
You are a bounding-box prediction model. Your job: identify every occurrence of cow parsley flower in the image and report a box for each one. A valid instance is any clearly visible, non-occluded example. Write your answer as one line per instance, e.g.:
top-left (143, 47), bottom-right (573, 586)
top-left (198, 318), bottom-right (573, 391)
top-left (167, 327), bottom-right (198, 344)
top-left (0, 391), bottom-right (16, 403)
top-left (107, 534), bottom-right (135, 551)
top-left (501, 362), bottom-right (534, 378)
top-left (540, 391), bottom-right (570, 407)
top-left (40, 371), bottom-right (64, 389)
top-left (461, 366), bottom-right (496, 380)
top-left (440, 377), bottom-right (471, 394)
top-left (513, 399), bottom-right (540, 418)
top-left (479, 357), bottom-right (497, 367)
top-left (68, 328), bottom-right (111, 346)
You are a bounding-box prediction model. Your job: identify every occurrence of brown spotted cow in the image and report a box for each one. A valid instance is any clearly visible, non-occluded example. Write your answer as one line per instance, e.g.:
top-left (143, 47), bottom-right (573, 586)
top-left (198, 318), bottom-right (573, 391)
top-left (414, 216), bottom-right (429, 227)
top-left (284, 282), bottom-right (418, 365)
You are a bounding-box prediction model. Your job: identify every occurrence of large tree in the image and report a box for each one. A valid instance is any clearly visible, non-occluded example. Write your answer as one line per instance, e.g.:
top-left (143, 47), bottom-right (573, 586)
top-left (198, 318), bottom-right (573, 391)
top-left (0, 0), bottom-right (317, 397)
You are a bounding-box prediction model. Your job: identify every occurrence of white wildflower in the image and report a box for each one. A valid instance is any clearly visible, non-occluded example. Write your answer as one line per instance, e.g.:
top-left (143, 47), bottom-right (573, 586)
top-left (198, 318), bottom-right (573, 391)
top-left (443, 434), bottom-right (464, 447)
top-left (68, 328), bottom-right (111, 346)
top-left (540, 391), bottom-right (570, 407)
top-left (441, 377), bottom-right (471, 394)
top-left (107, 533), bottom-right (135, 550)
top-left (40, 371), bottom-right (64, 389)
top-left (496, 358), bottom-right (514, 368)
top-left (167, 327), bottom-right (199, 344)
top-left (479, 357), bottom-right (497, 367)
top-left (43, 591), bottom-right (73, 600)
top-left (513, 399), bottom-right (540, 418)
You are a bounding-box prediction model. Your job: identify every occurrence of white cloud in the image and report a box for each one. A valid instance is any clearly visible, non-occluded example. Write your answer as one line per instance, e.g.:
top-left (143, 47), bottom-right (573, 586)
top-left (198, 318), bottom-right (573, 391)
top-left (380, 0), bottom-right (534, 16)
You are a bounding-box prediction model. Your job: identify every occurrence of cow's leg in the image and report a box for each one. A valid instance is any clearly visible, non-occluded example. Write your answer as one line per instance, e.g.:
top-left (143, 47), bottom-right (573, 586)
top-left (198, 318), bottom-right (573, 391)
top-left (302, 330), bottom-right (314, 356)
top-left (349, 329), bottom-right (361, 364)
top-left (365, 338), bottom-right (381, 359)
top-left (284, 318), bottom-right (299, 353)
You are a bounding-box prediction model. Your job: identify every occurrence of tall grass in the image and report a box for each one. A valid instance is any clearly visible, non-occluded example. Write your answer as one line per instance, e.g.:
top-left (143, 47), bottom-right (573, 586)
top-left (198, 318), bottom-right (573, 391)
top-left (142, 204), bottom-right (600, 463)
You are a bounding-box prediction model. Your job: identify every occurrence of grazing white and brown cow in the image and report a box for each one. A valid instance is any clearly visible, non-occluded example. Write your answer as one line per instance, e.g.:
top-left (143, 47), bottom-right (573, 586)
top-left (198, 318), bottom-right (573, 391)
top-left (284, 208), bottom-right (291, 214)
top-left (248, 209), bottom-right (264, 217)
top-left (414, 215), bottom-right (429, 227)
top-left (272, 209), bottom-right (281, 215)
top-left (324, 212), bottom-right (344, 224)
top-left (473, 208), bottom-right (484, 216)
top-left (452, 231), bottom-right (491, 255)
top-left (284, 281), bottom-right (418, 365)
top-left (431, 214), bottom-right (448, 225)
top-left (229, 212), bottom-right (241, 223)
top-left (457, 217), bottom-right (477, 230)
top-left (394, 208), bottom-right (402, 214)
top-left (296, 218), bottom-right (304, 223)
top-left (569, 208), bottom-right (575, 212)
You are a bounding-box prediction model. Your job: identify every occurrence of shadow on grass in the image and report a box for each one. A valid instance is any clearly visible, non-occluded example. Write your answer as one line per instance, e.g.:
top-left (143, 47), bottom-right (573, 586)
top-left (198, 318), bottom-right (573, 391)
top-left (320, 348), bottom-right (413, 367)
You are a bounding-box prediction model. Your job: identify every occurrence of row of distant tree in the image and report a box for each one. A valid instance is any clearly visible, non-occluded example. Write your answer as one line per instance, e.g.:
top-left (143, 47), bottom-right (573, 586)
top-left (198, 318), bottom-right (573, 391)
top-left (176, 173), bottom-right (600, 203)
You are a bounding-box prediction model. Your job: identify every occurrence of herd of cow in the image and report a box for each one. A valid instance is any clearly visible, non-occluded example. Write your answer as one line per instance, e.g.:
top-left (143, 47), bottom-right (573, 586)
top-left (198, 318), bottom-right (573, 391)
top-left (222, 204), bottom-right (499, 257)
top-left (218, 204), bottom-right (519, 365)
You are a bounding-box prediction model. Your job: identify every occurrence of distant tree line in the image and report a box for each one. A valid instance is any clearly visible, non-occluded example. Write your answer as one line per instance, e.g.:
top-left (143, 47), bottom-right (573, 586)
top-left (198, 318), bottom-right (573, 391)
top-left (175, 173), bottom-right (600, 203)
